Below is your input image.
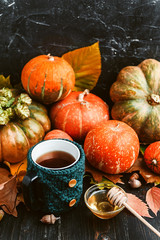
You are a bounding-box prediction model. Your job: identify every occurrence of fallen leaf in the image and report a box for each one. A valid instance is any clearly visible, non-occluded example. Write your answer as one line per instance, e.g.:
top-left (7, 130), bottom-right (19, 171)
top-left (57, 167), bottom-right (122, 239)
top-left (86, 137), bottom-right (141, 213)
top-left (5, 158), bottom-right (27, 182)
top-left (0, 175), bottom-right (18, 217)
top-left (85, 161), bottom-right (124, 184)
top-left (146, 187), bottom-right (160, 216)
top-left (62, 42), bottom-right (101, 91)
top-left (0, 209), bottom-right (4, 221)
top-left (0, 168), bottom-right (12, 184)
top-left (127, 157), bottom-right (160, 183)
top-left (127, 193), bottom-right (152, 218)
top-left (17, 192), bottom-right (25, 205)
top-left (140, 144), bottom-right (148, 155)
top-left (40, 214), bottom-right (60, 224)
top-left (155, 182), bottom-right (160, 186)
top-left (0, 75), bottom-right (12, 89)
top-left (90, 177), bottom-right (116, 189)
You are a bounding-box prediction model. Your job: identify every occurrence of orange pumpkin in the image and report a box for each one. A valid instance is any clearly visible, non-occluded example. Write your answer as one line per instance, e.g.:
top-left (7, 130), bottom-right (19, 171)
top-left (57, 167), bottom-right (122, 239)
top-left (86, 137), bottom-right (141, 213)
top-left (84, 120), bottom-right (140, 174)
top-left (144, 141), bottom-right (160, 174)
top-left (44, 129), bottom-right (73, 141)
top-left (50, 90), bottom-right (110, 142)
top-left (21, 54), bottom-right (75, 104)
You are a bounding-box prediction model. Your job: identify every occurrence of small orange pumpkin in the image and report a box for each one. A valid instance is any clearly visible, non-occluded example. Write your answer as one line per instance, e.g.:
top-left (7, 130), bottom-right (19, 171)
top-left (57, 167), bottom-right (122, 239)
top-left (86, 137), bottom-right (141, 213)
top-left (144, 141), bottom-right (160, 174)
top-left (21, 54), bottom-right (75, 104)
top-left (44, 129), bottom-right (73, 141)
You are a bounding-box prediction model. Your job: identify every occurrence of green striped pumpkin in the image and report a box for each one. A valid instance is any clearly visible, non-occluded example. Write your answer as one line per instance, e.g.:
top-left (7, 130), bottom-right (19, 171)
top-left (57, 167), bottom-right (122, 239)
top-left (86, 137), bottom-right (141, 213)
top-left (0, 101), bottom-right (51, 163)
top-left (21, 54), bottom-right (75, 104)
top-left (110, 59), bottom-right (160, 144)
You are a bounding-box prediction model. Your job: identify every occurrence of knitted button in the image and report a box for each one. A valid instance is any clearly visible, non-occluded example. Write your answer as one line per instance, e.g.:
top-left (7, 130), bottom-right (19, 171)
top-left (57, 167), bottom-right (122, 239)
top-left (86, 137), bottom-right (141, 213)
top-left (69, 179), bottom-right (77, 187)
top-left (69, 199), bottom-right (76, 207)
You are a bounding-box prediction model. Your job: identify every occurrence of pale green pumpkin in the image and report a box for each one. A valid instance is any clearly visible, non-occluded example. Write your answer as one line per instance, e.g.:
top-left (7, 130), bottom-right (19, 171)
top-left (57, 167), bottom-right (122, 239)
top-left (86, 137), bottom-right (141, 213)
top-left (110, 59), bottom-right (160, 144)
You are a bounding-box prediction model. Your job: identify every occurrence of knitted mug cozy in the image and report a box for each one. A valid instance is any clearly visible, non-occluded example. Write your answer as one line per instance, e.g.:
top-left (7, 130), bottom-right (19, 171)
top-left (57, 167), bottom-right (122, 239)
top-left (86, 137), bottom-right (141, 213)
top-left (23, 139), bottom-right (85, 214)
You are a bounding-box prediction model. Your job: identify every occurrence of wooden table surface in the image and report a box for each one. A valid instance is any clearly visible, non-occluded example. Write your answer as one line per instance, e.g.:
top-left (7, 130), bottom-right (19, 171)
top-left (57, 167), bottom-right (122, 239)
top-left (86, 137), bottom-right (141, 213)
top-left (0, 176), bottom-right (159, 240)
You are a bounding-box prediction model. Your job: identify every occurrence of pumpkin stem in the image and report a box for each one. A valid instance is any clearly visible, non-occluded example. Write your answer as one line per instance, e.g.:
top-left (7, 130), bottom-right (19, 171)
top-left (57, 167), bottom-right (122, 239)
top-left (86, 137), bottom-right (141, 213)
top-left (148, 94), bottom-right (160, 105)
top-left (47, 54), bottom-right (54, 61)
top-left (78, 89), bottom-right (89, 103)
top-left (152, 159), bottom-right (158, 165)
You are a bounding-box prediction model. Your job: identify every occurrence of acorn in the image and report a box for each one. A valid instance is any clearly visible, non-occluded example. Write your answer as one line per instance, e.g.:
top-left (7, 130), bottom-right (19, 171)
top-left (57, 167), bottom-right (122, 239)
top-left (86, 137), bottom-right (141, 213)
top-left (128, 173), bottom-right (142, 188)
top-left (40, 214), bottom-right (60, 225)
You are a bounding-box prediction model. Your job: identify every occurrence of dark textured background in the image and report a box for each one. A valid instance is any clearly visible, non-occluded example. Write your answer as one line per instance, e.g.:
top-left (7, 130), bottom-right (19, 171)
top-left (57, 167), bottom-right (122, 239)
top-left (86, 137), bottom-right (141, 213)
top-left (0, 1), bottom-right (160, 239)
top-left (1, 0), bottom-right (160, 105)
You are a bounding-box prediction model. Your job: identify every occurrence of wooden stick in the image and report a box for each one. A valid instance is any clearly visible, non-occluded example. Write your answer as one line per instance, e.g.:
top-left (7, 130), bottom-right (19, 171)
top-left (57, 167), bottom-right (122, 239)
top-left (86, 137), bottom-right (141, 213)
top-left (107, 187), bottom-right (160, 238)
top-left (123, 202), bottom-right (160, 238)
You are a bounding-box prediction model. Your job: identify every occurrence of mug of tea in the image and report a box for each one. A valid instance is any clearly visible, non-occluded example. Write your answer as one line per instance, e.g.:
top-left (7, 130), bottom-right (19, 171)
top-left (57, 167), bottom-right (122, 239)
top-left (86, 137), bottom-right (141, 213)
top-left (22, 139), bottom-right (85, 214)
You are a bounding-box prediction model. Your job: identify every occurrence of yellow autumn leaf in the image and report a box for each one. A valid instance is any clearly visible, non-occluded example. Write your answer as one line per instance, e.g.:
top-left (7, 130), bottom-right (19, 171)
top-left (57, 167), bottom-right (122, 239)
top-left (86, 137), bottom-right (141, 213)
top-left (0, 75), bottom-right (12, 89)
top-left (4, 158), bottom-right (27, 182)
top-left (62, 42), bottom-right (101, 91)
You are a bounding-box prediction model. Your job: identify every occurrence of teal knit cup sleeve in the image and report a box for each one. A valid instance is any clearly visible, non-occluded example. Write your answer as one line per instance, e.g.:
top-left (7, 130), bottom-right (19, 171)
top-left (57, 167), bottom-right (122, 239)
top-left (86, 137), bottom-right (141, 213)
top-left (22, 139), bottom-right (85, 214)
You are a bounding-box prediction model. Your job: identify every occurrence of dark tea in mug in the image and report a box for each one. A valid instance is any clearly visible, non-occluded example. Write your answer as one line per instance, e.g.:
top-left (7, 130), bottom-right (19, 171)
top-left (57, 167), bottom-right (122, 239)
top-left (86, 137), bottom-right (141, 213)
top-left (22, 139), bottom-right (85, 214)
top-left (36, 150), bottom-right (76, 169)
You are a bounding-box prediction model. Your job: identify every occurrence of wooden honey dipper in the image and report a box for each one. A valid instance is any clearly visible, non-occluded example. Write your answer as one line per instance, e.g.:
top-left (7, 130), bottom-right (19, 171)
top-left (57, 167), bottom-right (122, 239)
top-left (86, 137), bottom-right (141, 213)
top-left (107, 187), bottom-right (160, 238)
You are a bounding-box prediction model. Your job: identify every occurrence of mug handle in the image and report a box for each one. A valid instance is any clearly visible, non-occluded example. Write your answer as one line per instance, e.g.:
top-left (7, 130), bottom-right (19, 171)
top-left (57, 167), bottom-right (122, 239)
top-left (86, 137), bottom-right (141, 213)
top-left (22, 172), bottom-right (43, 211)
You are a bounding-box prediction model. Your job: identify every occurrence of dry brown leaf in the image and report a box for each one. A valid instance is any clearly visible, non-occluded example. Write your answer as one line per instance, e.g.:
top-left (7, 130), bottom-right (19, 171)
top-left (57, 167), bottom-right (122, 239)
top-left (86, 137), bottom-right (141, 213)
top-left (0, 175), bottom-right (18, 217)
top-left (127, 157), bottom-right (160, 183)
top-left (0, 168), bottom-right (12, 184)
top-left (146, 187), bottom-right (160, 216)
top-left (85, 161), bottom-right (124, 184)
top-left (16, 192), bottom-right (25, 205)
top-left (127, 193), bottom-right (152, 218)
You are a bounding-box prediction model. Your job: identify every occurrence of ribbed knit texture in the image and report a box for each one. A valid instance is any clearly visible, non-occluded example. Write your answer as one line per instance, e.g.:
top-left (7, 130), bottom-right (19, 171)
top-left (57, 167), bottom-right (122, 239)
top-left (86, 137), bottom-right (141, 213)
top-left (27, 139), bottom-right (85, 214)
